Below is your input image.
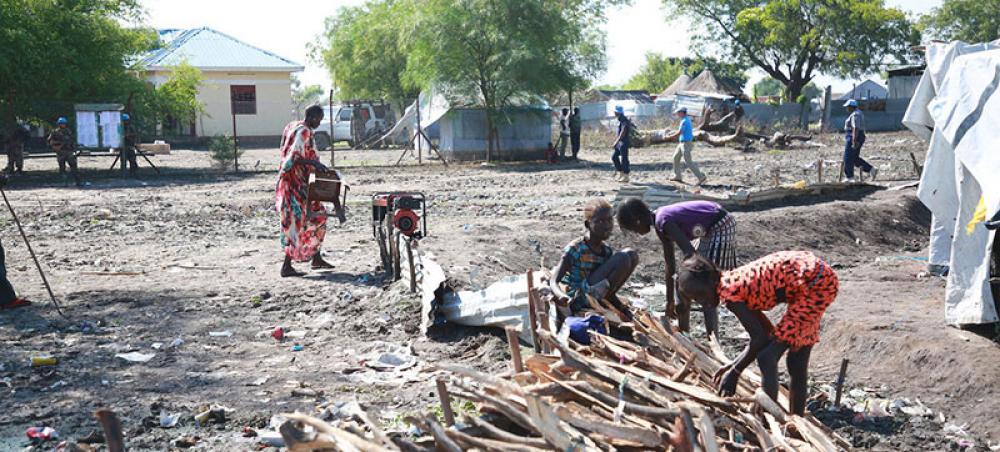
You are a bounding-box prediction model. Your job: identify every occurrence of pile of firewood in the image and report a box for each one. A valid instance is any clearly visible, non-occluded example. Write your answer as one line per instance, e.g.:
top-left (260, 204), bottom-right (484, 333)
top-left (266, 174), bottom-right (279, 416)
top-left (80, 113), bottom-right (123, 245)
top-left (278, 304), bottom-right (851, 451)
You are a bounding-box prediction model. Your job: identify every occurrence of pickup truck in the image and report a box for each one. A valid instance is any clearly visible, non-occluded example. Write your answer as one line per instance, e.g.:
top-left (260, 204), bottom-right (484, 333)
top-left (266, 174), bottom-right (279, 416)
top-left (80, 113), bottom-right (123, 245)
top-left (314, 104), bottom-right (393, 150)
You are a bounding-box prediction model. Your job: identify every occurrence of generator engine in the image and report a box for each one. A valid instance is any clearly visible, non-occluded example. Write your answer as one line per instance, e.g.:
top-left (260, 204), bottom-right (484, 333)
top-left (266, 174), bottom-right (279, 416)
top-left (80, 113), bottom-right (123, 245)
top-left (372, 192), bottom-right (427, 285)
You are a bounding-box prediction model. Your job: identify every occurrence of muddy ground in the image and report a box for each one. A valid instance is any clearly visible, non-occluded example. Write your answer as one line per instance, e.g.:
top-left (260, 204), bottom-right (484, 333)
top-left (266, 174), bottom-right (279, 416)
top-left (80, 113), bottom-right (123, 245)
top-left (0, 131), bottom-right (997, 450)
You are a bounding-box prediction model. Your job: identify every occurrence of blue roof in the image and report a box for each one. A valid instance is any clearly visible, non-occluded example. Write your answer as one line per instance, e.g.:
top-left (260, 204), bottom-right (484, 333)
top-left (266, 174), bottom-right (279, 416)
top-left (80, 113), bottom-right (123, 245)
top-left (138, 27), bottom-right (303, 72)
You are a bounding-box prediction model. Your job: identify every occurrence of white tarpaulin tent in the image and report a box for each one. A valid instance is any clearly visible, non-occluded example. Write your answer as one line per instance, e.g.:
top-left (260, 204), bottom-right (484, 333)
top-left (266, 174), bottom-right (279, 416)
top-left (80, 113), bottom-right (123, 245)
top-left (903, 40), bottom-right (1000, 325)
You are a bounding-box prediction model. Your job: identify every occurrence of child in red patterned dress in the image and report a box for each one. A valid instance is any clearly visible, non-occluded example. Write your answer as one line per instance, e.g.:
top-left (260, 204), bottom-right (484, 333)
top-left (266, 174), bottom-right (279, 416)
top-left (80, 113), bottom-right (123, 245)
top-left (675, 250), bottom-right (839, 415)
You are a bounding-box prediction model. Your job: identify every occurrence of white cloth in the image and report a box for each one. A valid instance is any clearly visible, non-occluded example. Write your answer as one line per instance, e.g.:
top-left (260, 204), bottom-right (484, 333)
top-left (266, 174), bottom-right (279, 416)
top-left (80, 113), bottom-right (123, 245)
top-left (75, 112), bottom-right (99, 148)
top-left (906, 40), bottom-right (1000, 325)
top-left (928, 214), bottom-right (953, 268)
top-left (99, 112), bottom-right (122, 148)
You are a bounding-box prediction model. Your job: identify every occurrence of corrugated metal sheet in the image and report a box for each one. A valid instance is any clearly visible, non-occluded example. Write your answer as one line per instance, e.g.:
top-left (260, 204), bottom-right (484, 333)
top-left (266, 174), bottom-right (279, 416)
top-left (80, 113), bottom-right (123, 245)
top-left (138, 27), bottom-right (303, 71)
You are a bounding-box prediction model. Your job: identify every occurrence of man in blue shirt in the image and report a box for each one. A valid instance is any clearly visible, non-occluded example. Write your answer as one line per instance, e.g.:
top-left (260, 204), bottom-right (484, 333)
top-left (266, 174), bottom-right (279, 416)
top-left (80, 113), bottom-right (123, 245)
top-left (667, 107), bottom-right (706, 185)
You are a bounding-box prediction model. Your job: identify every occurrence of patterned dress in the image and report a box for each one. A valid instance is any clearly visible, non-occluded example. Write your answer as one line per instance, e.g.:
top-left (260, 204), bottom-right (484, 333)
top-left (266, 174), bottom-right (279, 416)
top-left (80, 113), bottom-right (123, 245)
top-left (559, 237), bottom-right (613, 312)
top-left (276, 121), bottom-right (327, 262)
top-left (717, 251), bottom-right (838, 349)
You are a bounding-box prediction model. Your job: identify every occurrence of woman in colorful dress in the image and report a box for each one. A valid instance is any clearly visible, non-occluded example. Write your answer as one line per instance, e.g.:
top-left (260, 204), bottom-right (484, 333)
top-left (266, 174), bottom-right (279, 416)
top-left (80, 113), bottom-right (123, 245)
top-left (276, 105), bottom-right (345, 277)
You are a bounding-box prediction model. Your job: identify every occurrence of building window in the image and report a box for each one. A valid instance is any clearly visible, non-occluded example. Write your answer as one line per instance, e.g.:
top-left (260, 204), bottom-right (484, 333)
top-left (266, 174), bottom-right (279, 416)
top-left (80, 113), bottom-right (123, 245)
top-left (230, 85), bottom-right (257, 115)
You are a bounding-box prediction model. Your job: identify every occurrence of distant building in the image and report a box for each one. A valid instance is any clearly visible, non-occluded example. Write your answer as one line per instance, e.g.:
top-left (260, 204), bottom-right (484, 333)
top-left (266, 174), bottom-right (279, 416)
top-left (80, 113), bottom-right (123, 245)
top-left (557, 89), bottom-right (657, 126)
top-left (887, 65), bottom-right (925, 99)
top-left (138, 27), bottom-right (303, 142)
top-left (836, 79), bottom-right (888, 101)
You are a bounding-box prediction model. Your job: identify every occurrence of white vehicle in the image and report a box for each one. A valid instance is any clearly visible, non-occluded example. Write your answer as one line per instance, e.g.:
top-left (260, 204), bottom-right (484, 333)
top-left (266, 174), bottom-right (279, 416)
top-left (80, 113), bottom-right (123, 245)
top-left (314, 103), bottom-right (394, 150)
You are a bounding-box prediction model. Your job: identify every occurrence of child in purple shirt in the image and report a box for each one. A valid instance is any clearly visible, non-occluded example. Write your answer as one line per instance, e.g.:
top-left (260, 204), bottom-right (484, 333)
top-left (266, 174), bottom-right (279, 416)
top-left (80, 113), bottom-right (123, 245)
top-left (617, 198), bottom-right (738, 337)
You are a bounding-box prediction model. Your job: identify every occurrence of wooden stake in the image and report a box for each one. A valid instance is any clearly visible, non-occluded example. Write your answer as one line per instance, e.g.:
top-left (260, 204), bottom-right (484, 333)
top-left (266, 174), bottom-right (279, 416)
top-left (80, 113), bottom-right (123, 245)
top-left (505, 327), bottom-right (524, 373)
top-left (526, 270), bottom-right (540, 353)
top-left (817, 159), bottom-right (824, 183)
top-left (833, 358), bottom-right (850, 406)
top-left (537, 304), bottom-right (551, 354)
top-left (436, 379), bottom-right (456, 427)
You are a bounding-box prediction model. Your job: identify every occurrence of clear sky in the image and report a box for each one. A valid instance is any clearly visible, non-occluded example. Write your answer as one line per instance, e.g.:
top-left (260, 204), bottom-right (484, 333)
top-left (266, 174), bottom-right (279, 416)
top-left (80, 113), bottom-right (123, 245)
top-left (139, 0), bottom-right (941, 95)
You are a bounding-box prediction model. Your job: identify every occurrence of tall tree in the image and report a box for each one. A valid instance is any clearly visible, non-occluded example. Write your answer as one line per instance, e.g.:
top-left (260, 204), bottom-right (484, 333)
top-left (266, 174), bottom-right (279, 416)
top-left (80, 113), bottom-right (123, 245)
top-left (920, 0), bottom-right (1000, 43)
top-left (291, 75), bottom-right (324, 119)
top-left (314, 0), bottom-right (420, 104)
top-left (155, 62), bottom-right (206, 135)
top-left (624, 53), bottom-right (684, 93)
top-left (663, 0), bottom-right (916, 100)
top-left (0, 0), bottom-right (153, 130)
top-left (408, 0), bottom-right (616, 160)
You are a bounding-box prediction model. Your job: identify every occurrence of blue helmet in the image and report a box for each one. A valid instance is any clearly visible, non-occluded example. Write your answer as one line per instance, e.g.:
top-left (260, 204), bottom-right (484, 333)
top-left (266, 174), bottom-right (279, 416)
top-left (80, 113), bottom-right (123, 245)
top-left (734, 99), bottom-right (741, 106)
top-left (843, 99), bottom-right (858, 108)
top-left (121, 113), bottom-right (130, 121)
top-left (57, 117), bottom-right (68, 125)
top-left (614, 105), bottom-right (624, 115)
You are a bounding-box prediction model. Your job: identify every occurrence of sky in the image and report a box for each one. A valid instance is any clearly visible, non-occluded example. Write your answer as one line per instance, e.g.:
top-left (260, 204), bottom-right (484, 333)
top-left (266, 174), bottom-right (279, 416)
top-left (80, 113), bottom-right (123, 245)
top-left (139, 0), bottom-right (942, 95)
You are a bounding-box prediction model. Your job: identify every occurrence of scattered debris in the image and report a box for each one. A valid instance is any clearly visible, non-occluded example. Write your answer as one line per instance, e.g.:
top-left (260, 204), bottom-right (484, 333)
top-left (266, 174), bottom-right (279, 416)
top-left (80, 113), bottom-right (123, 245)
top-left (115, 352), bottom-right (155, 363)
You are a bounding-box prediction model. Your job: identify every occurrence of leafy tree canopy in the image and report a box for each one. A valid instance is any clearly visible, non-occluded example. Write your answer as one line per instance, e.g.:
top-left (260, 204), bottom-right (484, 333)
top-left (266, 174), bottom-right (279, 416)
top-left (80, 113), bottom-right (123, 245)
top-left (663, 0), bottom-right (917, 100)
top-left (919, 0), bottom-right (1000, 43)
top-left (0, 0), bottom-right (155, 130)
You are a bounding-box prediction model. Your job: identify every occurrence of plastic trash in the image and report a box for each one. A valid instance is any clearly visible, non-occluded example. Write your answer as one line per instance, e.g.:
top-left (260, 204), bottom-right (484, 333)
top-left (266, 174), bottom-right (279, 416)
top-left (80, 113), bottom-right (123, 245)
top-left (271, 327), bottom-right (284, 341)
top-left (160, 413), bottom-right (179, 428)
top-left (564, 315), bottom-right (607, 345)
top-left (26, 426), bottom-right (58, 441)
top-left (30, 356), bottom-right (57, 367)
top-left (209, 331), bottom-right (233, 337)
top-left (258, 430), bottom-right (285, 447)
top-left (170, 337), bottom-right (184, 348)
top-left (291, 344), bottom-right (304, 352)
top-left (116, 352), bottom-right (155, 363)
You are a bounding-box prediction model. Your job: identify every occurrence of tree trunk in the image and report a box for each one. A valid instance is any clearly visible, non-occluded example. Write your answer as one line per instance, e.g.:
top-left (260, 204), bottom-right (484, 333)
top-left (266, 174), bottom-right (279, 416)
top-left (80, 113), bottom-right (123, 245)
top-left (568, 89), bottom-right (574, 109)
top-left (785, 79), bottom-right (805, 103)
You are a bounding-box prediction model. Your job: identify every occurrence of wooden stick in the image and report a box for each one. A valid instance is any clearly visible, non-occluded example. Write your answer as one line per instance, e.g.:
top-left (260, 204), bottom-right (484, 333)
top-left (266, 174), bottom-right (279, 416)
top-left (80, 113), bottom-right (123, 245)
top-left (526, 270), bottom-right (540, 352)
top-left (817, 159), bottom-right (824, 183)
top-left (833, 358), bottom-right (850, 406)
top-left (506, 326), bottom-right (524, 373)
top-left (94, 409), bottom-right (125, 452)
top-left (436, 379), bottom-right (456, 427)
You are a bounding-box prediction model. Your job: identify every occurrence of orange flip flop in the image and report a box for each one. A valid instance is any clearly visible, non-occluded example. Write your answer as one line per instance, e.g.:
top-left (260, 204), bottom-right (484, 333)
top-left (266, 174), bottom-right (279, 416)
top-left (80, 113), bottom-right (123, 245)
top-left (1, 298), bottom-right (31, 310)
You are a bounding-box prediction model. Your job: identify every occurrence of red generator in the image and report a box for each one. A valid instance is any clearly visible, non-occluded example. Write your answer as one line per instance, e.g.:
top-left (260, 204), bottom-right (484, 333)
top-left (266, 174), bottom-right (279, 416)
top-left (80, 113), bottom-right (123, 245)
top-left (372, 192), bottom-right (426, 286)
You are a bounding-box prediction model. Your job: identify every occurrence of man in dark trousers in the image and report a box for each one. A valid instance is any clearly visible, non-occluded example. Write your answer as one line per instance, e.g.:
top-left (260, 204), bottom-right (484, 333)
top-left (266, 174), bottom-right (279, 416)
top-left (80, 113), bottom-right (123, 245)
top-left (569, 107), bottom-right (582, 159)
top-left (120, 113), bottom-right (139, 177)
top-left (46, 117), bottom-right (81, 186)
top-left (0, 174), bottom-right (30, 310)
top-left (4, 125), bottom-right (29, 175)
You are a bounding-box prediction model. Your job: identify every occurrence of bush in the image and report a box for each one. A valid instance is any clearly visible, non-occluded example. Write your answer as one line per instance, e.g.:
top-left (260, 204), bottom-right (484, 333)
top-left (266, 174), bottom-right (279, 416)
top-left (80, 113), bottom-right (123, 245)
top-left (208, 135), bottom-right (242, 170)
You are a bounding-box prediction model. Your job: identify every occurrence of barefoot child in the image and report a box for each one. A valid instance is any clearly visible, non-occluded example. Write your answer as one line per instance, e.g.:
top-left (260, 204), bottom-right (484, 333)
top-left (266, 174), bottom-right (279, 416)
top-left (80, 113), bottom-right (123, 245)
top-left (550, 199), bottom-right (638, 318)
top-left (616, 198), bottom-right (737, 337)
top-left (676, 251), bottom-right (838, 415)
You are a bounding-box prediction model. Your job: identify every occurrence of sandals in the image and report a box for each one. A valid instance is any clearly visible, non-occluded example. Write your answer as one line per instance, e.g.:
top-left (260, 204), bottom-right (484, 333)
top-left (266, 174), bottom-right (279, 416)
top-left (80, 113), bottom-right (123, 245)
top-left (1, 298), bottom-right (31, 310)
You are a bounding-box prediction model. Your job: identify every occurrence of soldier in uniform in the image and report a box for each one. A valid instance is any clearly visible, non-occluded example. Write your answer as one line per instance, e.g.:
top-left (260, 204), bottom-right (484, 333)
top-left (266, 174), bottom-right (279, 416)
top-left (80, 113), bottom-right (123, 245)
top-left (4, 125), bottom-right (28, 175)
top-left (46, 117), bottom-right (81, 186)
top-left (120, 113), bottom-right (139, 177)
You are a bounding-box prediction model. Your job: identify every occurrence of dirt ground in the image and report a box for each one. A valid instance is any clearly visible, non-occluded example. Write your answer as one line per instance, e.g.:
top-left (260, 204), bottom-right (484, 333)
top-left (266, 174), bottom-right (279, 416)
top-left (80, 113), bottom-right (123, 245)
top-left (1, 131), bottom-right (997, 450)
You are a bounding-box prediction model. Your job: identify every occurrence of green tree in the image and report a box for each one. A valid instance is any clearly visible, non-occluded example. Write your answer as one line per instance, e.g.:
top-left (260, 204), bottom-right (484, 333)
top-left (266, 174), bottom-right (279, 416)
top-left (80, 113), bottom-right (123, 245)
top-left (920, 0), bottom-right (1000, 43)
top-left (291, 75), bottom-right (324, 119)
top-left (0, 0), bottom-right (153, 130)
top-left (314, 0), bottom-right (420, 104)
top-left (752, 77), bottom-right (783, 98)
top-left (408, 0), bottom-right (617, 160)
top-left (624, 53), bottom-right (684, 93)
top-left (155, 62), bottom-right (205, 135)
top-left (664, 0), bottom-right (916, 101)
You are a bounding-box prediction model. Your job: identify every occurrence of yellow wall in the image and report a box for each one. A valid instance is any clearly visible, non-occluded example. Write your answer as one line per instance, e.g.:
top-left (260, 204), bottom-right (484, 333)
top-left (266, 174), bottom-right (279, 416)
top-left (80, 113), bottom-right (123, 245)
top-left (147, 70), bottom-right (296, 137)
